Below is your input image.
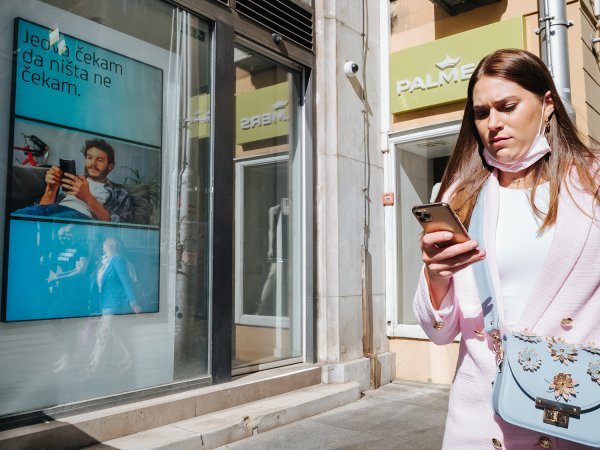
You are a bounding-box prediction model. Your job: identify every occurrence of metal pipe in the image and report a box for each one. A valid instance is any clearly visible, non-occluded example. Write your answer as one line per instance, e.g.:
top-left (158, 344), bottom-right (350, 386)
top-left (595, 0), bottom-right (600, 19)
top-left (537, 0), bottom-right (576, 122)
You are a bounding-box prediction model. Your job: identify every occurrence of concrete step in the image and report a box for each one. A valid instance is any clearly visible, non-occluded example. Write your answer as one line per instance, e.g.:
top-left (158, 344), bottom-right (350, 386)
top-left (85, 382), bottom-right (360, 450)
top-left (0, 364), bottom-right (321, 450)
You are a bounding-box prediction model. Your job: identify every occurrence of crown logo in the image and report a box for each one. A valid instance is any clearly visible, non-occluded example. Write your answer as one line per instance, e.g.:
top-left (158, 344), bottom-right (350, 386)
top-left (272, 100), bottom-right (288, 110)
top-left (435, 55), bottom-right (461, 70)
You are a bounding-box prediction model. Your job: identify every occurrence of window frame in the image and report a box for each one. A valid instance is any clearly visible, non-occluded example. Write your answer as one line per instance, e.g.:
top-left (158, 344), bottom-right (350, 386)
top-left (230, 36), bottom-right (313, 372)
top-left (234, 154), bottom-right (291, 328)
top-left (385, 121), bottom-right (462, 339)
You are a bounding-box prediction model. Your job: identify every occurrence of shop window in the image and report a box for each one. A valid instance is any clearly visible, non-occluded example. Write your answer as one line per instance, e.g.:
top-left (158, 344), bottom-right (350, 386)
top-left (387, 124), bottom-right (459, 337)
top-left (232, 46), bottom-right (303, 372)
top-left (0, 0), bottom-right (212, 418)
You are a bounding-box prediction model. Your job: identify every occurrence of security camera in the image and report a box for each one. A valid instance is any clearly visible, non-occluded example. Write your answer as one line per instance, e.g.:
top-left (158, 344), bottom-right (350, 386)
top-left (344, 61), bottom-right (359, 77)
top-left (272, 33), bottom-right (283, 45)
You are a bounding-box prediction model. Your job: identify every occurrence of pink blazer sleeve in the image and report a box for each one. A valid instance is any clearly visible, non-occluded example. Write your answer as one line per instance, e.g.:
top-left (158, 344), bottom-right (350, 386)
top-left (412, 180), bottom-right (462, 344)
top-left (413, 266), bottom-right (461, 344)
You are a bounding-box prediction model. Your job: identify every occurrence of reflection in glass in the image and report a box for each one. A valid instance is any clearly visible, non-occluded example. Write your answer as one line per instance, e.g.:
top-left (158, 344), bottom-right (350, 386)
top-left (396, 135), bottom-right (455, 325)
top-left (0, 0), bottom-right (212, 418)
top-left (233, 47), bottom-right (301, 370)
top-left (168, 10), bottom-right (212, 381)
top-left (242, 162), bottom-right (289, 317)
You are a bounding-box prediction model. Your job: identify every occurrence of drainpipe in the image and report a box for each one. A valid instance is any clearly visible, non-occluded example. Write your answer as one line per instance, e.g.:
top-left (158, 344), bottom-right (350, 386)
top-left (536, 0), bottom-right (576, 123)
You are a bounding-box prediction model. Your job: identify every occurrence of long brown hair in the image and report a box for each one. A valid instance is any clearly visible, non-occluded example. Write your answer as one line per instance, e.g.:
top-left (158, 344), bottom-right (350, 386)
top-left (436, 48), bottom-right (598, 230)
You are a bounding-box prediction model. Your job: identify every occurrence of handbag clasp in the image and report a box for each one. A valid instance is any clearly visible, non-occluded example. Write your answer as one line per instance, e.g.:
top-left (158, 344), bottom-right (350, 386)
top-left (535, 398), bottom-right (581, 428)
top-left (489, 330), bottom-right (504, 366)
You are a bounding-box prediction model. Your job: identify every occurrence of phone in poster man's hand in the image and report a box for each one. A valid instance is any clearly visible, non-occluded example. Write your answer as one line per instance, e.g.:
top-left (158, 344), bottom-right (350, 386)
top-left (59, 158), bottom-right (76, 176)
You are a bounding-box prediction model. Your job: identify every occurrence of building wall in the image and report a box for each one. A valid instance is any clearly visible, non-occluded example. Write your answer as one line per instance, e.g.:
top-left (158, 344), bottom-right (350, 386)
top-left (389, 338), bottom-right (458, 385)
top-left (388, 0), bottom-right (599, 385)
top-left (314, 0), bottom-right (395, 391)
top-left (581, 0), bottom-right (600, 145)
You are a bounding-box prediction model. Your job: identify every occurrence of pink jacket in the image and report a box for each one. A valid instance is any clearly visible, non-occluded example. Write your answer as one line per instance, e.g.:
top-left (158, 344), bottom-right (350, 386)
top-left (413, 170), bottom-right (600, 449)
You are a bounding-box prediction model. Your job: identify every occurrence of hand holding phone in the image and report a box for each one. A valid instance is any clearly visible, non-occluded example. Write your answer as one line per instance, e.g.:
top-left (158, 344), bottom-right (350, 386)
top-left (412, 202), bottom-right (484, 308)
top-left (412, 202), bottom-right (470, 246)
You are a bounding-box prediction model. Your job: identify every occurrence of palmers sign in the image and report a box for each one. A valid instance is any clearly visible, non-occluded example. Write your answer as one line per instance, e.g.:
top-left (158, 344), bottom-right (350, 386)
top-left (236, 81), bottom-right (290, 144)
top-left (389, 16), bottom-right (525, 114)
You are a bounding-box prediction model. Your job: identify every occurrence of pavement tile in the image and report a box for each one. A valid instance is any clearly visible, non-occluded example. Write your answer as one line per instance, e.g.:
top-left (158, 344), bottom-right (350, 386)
top-left (311, 402), bottom-right (399, 432)
top-left (362, 410), bottom-right (446, 445)
top-left (217, 381), bottom-right (448, 450)
top-left (331, 435), bottom-right (405, 450)
top-left (220, 420), bottom-right (363, 449)
top-left (390, 426), bottom-right (446, 450)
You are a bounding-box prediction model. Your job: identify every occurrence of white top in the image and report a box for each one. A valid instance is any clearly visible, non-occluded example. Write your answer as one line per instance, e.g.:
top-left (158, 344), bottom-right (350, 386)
top-left (496, 183), bottom-right (554, 326)
top-left (59, 179), bottom-right (109, 218)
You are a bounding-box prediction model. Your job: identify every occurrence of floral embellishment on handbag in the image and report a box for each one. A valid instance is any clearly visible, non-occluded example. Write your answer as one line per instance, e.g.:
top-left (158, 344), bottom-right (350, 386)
top-left (548, 373), bottom-right (579, 401)
top-left (589, 361), bottom-right (600, 385)
top-left (513, 329), bottom-right (541, 343)
top-left (581, 342), bottom-right (600, 356)
top-left (547, 337), bottom-right (578, 364)
top-left (518, 347), bottom-right (542, 372)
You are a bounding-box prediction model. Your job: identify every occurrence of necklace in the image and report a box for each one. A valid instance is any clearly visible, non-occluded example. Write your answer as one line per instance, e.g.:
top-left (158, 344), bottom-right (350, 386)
top-left (510, 178), bottom-right (522, 187)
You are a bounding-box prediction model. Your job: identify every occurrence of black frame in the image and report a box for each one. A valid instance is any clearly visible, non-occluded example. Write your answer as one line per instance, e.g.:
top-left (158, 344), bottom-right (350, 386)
top-left (211, 19), bottom-right (234, 383)
top-left (0, 0), bottom-right (315, 426)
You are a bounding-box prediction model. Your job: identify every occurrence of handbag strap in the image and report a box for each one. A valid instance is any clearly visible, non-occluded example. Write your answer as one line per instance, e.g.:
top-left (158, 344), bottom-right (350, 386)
top-left (469, 181), bottom-right (501, 335)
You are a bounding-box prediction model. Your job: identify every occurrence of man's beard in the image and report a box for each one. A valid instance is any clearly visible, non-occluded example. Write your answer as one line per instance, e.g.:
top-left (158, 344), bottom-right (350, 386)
top-left (84, 167), bottom-right (111, 181)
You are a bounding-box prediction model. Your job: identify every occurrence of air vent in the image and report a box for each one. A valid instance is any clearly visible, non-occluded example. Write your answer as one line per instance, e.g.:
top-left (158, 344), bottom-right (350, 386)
top-left (416, 140), bottom-right (450, 148)
top-left (429, 0), bottom-right (501, 16)
top-left (236, 0), bottom-right (313, 51)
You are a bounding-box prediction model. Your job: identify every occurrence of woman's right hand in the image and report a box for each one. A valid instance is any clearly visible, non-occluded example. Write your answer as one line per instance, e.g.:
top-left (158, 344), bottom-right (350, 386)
top-left (420, 231), bottom-right (486, 309)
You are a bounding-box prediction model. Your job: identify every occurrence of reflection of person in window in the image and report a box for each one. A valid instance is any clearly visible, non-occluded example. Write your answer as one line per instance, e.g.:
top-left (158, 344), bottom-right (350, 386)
top-left (13, 139), bottom-right (133, 222)
top-left (90, 237), bottom-right (141, 315)
top-left (87, 237), bottom-right (139, 374)
top-left (256, 203), bottom-right (282, 316)
top-left (45, 224), bottom-right (89, 295)
top-left (47, 224), bottom-right (90, 373)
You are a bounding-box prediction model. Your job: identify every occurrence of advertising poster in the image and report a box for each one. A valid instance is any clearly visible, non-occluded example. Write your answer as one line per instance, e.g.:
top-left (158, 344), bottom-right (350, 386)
top-left (2, 18), bottom-right (162, 321)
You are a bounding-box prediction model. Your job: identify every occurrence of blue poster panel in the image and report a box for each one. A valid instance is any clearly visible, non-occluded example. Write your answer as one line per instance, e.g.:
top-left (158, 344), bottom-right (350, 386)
top-left (14, 18), bottom-right (162, 147)
top-left (2, 18), bottom-right (163, 321)
top-left (5, 220), bottom-right (159, 321)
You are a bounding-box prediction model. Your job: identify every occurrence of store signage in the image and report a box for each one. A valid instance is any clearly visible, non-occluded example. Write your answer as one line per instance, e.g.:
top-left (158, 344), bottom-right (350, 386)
top-left (389, 16), bottom-right (525, 114)
top-left (236, 81), bottom-right (289, 144)
top-left (14, 18), bottom-right (163, 147)
top-left (188, 93), bottom-right (210, 139)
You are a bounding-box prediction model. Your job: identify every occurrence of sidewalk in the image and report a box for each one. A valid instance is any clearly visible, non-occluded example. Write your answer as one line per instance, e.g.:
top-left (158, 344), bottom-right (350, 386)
top-left (218, 380), bottom-right (449, 450)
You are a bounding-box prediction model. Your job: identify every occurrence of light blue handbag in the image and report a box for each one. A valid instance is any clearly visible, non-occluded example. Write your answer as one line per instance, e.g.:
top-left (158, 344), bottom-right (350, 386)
top-left (470, 184), bottom-right (600, 448)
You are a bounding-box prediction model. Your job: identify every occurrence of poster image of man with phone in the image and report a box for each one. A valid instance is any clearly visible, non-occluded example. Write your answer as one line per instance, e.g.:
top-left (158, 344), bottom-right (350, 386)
top-left (12, 139), bottom-right (133, 223)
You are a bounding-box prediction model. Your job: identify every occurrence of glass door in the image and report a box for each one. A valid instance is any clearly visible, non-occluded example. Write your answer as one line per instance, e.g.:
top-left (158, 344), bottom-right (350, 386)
top-left (232, 46), bottom-right (302, 372)
top-left (396, 129), bottom-right (458, 325)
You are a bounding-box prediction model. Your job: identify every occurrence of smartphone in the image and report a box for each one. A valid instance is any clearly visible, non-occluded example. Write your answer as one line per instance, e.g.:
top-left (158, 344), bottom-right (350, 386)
top-left (412, 202), bottom-right (470, 246)
top-left (59, 158), bottom-right (76, 176)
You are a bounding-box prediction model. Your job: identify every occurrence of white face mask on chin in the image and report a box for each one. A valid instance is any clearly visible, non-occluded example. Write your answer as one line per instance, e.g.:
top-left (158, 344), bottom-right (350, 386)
top-left (482, 103), bottom-right (551, 173)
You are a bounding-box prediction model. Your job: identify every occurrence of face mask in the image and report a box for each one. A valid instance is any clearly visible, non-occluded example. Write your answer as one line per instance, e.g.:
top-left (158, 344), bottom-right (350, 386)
top-left (482, 102), bottom-right (550, 173)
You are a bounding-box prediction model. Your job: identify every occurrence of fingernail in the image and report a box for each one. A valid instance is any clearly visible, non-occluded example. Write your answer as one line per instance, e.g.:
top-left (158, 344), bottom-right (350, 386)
top-left (469, 241), bottom-right (478, 249)
top-left (443, 232), bottom-right (452, 239)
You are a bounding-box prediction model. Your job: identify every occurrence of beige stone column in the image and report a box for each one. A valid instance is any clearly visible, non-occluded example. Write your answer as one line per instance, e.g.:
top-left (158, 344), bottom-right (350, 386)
top-left (314, 0), bottom-right (395, 392)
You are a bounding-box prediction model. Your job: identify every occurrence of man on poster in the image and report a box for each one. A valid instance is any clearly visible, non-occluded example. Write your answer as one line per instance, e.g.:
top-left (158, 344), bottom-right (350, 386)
top-left (14, 139), bottom-right (133, 222)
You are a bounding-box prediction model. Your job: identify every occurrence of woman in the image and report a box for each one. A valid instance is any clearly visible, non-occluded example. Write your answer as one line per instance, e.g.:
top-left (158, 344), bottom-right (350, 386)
top-left (90, 237), bottom-right (141, 315)
top-left (87, 237), bottom-right (140, 373)
top-left (413, 49), bottom-right (600, 449)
